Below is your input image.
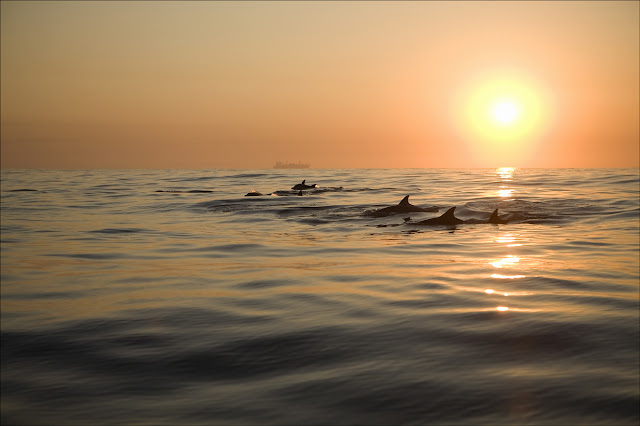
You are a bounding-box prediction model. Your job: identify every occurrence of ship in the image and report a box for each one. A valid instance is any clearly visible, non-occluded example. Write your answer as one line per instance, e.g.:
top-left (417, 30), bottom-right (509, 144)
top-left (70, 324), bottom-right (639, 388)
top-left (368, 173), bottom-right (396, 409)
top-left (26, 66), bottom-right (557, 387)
top-left (273, 161), bottom-right (310, 169)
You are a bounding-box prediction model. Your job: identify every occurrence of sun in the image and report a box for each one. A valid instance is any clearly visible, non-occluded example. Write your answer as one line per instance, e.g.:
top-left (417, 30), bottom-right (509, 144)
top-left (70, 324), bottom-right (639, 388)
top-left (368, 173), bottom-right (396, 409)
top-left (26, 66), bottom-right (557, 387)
top-left (449, 68), bottom-right (555, 165)
top-left (492, 100), bottom-right (519, 125)
top-left (464, 83), bottom-right (533, 143)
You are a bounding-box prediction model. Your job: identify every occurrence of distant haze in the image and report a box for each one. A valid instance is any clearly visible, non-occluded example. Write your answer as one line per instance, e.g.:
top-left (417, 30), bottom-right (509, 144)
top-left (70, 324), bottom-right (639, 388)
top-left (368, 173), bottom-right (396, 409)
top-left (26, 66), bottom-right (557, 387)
top-left (1, 1), bottom-right (638, 168)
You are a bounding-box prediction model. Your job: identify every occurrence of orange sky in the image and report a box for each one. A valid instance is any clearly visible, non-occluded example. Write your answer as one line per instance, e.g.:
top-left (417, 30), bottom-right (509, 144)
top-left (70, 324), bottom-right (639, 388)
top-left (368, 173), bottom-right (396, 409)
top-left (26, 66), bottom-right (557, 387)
top-left (1, 1), bottom-right (638, 169)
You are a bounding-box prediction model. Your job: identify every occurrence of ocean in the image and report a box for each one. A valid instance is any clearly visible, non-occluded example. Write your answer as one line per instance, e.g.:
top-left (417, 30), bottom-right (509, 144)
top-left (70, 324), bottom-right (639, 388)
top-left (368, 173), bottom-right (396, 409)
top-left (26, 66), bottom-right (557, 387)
top-left (1, 168), bottom-right (638, 425)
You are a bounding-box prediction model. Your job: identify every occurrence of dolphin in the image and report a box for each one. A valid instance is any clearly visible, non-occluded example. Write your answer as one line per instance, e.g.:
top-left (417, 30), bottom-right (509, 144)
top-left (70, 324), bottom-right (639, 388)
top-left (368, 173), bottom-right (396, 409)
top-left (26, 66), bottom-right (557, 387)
top-left (463, 209), bottom-right (510, 224)
top-left (292, 180), bottom-right (318, 190)
top-left (245, 190), bottom-right (263, 196)
top-left (369, 195), bottom-right (438, 217)
top-left (413, 207), bottom-right (465, 226)
top-left (411, 207), bottom-right (510, 225)
top-left (488, 209), bottom-right (509, 224)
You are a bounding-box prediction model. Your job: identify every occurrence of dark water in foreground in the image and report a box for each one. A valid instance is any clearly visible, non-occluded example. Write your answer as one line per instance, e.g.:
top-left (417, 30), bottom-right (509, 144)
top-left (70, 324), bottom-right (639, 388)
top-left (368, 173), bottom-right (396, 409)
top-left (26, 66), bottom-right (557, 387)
top-left (1, 168), bottom-right (638, 425)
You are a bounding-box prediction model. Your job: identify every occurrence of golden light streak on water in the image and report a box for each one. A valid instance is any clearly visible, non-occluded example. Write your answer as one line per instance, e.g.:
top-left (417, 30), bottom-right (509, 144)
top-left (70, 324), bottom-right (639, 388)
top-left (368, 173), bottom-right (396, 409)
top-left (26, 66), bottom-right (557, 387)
top-left (485, 289), bottom-right (510, 296)
top-left (495, 234), bottom-right (523, 247)
top-left (492, 273), bottom-right (526, 279)
top-left (496, 167), bottom-right (516, 180)
top-left (497, 188), bottom-right (515, 198)
top-left (490, 255), bottom-right (520, 269)
top-left (496, 235), bottom-right (516, 244)
top-left (496, 168), bottom-right (516, 199)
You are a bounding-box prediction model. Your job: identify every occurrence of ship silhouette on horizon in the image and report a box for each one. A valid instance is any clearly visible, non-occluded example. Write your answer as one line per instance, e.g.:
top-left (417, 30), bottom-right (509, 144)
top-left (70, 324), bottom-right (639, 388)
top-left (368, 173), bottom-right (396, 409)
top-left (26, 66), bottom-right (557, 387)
top-left (273, 161), bottom-right (310, 169)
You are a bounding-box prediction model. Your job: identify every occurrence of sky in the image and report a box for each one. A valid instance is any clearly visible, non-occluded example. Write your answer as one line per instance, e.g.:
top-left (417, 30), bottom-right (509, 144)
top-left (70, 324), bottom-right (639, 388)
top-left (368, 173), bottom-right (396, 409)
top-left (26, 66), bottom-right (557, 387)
top-left (1, 1), bottom-right (638, 169)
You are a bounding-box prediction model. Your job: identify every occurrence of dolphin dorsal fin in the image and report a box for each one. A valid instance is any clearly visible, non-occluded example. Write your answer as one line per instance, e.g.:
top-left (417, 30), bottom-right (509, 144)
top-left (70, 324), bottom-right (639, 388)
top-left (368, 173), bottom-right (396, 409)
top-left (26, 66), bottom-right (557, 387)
top-left (301, 180), bottom-right (305, 184)
top-left (489, 209), bottom-right (499, 223)
top-left (399, 195), bottom-right (410, 206)
top-left (441, 207), bottom-right (456, 219)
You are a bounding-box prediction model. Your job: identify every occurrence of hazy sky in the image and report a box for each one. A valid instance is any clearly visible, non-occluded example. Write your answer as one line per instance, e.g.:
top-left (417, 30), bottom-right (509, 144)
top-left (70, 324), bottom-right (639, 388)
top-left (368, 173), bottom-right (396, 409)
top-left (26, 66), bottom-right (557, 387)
top-left (1, 1), bottom-right (638, 168)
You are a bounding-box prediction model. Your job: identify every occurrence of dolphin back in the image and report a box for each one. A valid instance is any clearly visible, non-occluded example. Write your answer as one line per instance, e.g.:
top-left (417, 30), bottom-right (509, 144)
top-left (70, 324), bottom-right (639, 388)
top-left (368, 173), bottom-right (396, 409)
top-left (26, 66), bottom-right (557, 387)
top-left (489, 209), bottom-right (500, 223)
top-left (488, 209), bottom-right (508, 224)
top-left (441, 207), bottom-right (457, 219)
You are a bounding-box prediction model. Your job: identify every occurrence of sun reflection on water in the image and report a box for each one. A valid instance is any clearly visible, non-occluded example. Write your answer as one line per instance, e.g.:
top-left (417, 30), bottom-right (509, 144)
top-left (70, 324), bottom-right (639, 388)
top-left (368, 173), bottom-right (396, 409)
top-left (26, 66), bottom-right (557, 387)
top-left (490, 255), bottom-right (520, 268)
top-left (496, 167), bottom-right (517, 199)
top-left (495, 234), bottom-right (522, 247)
top-left (496, 167), bottom-right (516, 180)
top-left (489, 252), bottom-right (526, 279)
top-left (491, 273), bottom-right (526, 279)
top-left (497, 188), bottom-right (515, 198)
top-left (486, 224), bottom-right (526, 313)
top-left (485, 289), bottom-right (510, 296)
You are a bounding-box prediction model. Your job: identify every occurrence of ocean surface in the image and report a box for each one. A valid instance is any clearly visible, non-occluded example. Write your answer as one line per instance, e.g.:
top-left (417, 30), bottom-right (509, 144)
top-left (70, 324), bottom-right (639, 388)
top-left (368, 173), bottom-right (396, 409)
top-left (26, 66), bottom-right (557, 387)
top-left (1, 168), bottom-right (638, 425)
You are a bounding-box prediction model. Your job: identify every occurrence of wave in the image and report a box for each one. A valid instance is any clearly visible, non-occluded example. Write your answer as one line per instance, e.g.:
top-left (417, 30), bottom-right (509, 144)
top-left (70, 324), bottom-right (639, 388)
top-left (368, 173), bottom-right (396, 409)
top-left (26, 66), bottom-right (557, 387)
top-left (89, 228), bottom-right (150, 234)
top-left (2, 168), bottom-right (638, 425)
top-left (2, 304), bottom-right (637, 424)
top-left (156, 189), bottom-right (214, 193)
